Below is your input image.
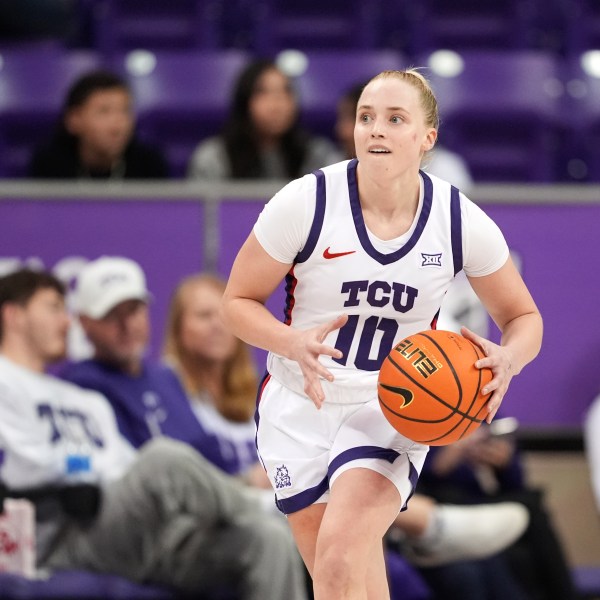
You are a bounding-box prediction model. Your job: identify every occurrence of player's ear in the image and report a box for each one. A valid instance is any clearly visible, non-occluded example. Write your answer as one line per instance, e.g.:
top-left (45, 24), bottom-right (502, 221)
top-left (422, 128), bottom-right (437, 153)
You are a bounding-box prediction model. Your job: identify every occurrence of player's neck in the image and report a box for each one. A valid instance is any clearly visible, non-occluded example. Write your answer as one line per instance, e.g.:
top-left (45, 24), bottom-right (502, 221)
top-left (358, 171), bottom-right (421, 240)
top-left (357, 164), bottom-right (420, 211)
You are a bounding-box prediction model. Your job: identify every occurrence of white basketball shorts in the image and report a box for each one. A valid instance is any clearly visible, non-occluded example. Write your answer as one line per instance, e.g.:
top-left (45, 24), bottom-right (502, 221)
top-left (256, 375), bottom-right (429, 515)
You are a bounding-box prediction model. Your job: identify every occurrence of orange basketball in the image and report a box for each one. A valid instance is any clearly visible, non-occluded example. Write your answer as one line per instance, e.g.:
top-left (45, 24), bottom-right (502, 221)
top-left (377, 329), bottom-right (492, 446)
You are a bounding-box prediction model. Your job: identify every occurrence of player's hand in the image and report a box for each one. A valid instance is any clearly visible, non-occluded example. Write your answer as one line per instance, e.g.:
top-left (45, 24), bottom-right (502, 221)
top-left (461, 326), bottom-right (515, 424)
top-left (288, 314), bottom-right (348, 409)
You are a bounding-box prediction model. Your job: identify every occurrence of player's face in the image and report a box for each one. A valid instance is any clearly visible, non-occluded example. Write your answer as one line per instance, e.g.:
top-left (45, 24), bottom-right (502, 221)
top-left (354, 78), bottom-right (437, 175)
top-left (249, 68), bottom-right (297, 140)
top-left (179, 282), bottom-right (237, 363)
top-left (81, 299), bottom-right (149, 370)
top-left (66, 88), bottom-right (134, 163)
top-left (20, 288), bottom-right (70, 363)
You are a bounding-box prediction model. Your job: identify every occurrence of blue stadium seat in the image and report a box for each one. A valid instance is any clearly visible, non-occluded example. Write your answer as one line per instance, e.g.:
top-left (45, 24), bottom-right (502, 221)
top-left (0, 47), bottom-right (103, 177)
top-left (418, 50), bottom-right (565, 182)
top-left (405, 0), bottom-right (540, 55)
top-left (563, 0), bottom-right (600, 55)
top-left (288, 50), bottom-right (407, 139)
top-left (247, 0), bottom-right (383, 54)
top-left (90, 0), bottom-right (224, 56)
top-left (112, 50), bottom-right (250, 177)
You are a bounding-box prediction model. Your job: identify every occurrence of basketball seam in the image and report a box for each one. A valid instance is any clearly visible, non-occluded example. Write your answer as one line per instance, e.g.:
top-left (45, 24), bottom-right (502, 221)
top-left (420, 332), bottom-right (489, 441)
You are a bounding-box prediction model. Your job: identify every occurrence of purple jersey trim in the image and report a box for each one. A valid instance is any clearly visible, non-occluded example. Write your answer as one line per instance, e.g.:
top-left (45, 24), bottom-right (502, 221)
top-left (450, 185), bottom-right (463, 275)
top-left (296, 169), bottom-right (326, 264)
top-left (400, 459), bottom-right (420, 512)
top-left (276, 476), bottom-right (329, 514)
top-left (347, 160), bottom-right (434, 265)
top-left (328, 445), bottom-right (400, 478)
top-left (275, 445), bottom-right (405, 515)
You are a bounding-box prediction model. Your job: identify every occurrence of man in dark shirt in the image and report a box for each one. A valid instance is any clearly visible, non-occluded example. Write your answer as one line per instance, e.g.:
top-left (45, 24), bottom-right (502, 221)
top-left (29, 70), bottom-right (169, 179)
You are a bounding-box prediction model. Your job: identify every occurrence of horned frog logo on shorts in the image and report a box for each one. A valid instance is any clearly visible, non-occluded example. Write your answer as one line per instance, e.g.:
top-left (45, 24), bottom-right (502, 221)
top-left (274, 465), bottom-right (292, 489)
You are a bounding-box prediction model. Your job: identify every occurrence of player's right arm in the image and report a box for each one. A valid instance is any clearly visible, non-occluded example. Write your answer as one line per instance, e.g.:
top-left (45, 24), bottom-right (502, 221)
top-left (222, 232), bottom-right (345, 408)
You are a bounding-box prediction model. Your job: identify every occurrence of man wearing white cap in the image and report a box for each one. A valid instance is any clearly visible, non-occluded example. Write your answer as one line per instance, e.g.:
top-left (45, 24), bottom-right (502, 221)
top-left (63, 256), bottom-right (235, 472)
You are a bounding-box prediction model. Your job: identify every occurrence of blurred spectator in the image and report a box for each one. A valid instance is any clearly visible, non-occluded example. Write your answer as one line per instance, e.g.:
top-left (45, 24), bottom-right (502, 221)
top-left (584, 393), bottom-right (600, 514)
top-left (163, 273), bottom-right (268, 487)
top-left (187, 58), bottom-right (341, 180)
top-left (335, 81), bottom-right (473, 191)
top-left (29, 70), bottom-right (169, 179)
top-left (0, 268), bottom-right (307, 599)
top-left (60, 257), bottom-right (234, 473)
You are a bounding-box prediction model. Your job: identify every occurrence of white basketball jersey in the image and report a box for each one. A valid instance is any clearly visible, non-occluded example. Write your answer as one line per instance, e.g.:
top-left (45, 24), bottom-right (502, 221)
top-left (267, 159), bottom-right (466, 392)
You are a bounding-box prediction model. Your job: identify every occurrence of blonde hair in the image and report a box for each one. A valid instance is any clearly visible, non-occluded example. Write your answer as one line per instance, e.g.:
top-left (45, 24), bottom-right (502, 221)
top-left (163, 273), bottom-right (258, 423)
top-left (367, 69), bottom-right (440, 131)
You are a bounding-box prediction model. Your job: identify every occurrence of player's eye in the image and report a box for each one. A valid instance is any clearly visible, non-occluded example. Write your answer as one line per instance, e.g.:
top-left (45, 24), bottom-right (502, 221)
top-left (390, 115), bottom-right (403, 124)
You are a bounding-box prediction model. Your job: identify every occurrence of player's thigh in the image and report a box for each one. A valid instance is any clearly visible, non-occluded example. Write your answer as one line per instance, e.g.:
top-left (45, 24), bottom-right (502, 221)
top-left (330, 397), bottom-right (429, 511)
top-left (317, 468), bottom-right (401, 564)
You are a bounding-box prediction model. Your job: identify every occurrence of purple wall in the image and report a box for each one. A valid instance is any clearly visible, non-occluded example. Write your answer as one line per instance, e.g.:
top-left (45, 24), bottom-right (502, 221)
top-left (484, 203), bottom-right (600, 427)
top-left (0, 199), bottom-right (204, 358)
top-left (1, 196), bottom-right (598, 427)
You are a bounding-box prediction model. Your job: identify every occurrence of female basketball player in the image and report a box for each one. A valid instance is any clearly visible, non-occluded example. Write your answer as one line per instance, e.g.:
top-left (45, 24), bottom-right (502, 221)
top-left (221, 69), bottom-right (543, 599)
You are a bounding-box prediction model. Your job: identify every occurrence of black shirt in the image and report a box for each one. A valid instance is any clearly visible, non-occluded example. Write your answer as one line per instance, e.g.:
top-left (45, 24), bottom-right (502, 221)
top-left (29, 138), bottom-right (170, 179)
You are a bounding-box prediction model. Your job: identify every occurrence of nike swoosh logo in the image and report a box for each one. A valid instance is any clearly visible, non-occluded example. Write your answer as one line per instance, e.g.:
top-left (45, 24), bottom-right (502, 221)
top-left (379, 384), bottom-right (414, 408)
top-left (323, 247), bottom-right (357, 259)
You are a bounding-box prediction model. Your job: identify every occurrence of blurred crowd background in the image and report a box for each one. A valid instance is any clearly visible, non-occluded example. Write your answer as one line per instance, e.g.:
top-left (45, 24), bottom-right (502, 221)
top-left (0, 0), bottom-right (599, 181)
top-left (0, 2), bottom-right (600, 598)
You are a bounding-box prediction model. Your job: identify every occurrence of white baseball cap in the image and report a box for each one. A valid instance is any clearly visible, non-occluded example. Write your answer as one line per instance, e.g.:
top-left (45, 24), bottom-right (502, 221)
top-left (74, 256), bottom-right (150, 319)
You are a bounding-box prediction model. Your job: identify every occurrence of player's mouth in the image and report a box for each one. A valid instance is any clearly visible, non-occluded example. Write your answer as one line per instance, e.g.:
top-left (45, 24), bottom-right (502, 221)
top-left (368, 146), bottom-right (391, 154)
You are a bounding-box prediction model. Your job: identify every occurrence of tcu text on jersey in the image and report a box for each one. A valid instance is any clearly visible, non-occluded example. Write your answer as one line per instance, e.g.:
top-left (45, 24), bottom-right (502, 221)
top-left (341, 279), bottom-right (418, 312)
top-left (333, 279), bottom-right (419, 372)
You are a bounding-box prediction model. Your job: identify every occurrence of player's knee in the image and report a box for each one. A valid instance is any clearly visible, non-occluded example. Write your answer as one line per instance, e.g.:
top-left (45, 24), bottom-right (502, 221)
top-left (313, 542), bottom-right (356, 589)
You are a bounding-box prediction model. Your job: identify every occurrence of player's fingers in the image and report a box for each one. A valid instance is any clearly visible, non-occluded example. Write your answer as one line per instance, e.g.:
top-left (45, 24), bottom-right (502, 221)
top-left (303, 377), bottom-right (325, 409)
top-left (485, 377), bottom-right (511, 422)
top-left (486, 393), bottom-right (503, 423)
top-left (318, 314), bottom-right (349, 341)
top-left (315, 362), bottom-right (335, 382)
top-left (317, 342), bottom-right (343, 361)
top-left (461, 326), bottom-right (493, 357)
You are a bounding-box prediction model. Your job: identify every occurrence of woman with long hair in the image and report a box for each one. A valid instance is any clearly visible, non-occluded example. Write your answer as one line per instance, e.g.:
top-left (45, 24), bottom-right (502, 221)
top-left (187, 58), bottom-right (341, 180)
top-left (164, 273), bottom-right (267, 484)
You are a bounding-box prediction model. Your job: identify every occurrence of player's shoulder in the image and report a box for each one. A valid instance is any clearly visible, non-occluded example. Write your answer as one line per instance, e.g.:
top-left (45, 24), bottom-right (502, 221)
top-left (422, 169), bottom-right (455, 193)
top-left (318, 159), bottom-right (352, 176)
top-left (422, 170), bottom-right (476, 212)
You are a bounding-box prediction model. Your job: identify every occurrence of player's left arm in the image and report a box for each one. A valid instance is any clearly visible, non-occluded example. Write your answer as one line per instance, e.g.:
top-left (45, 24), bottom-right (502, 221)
top-left (465, 256), bottom-right (543, 422)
